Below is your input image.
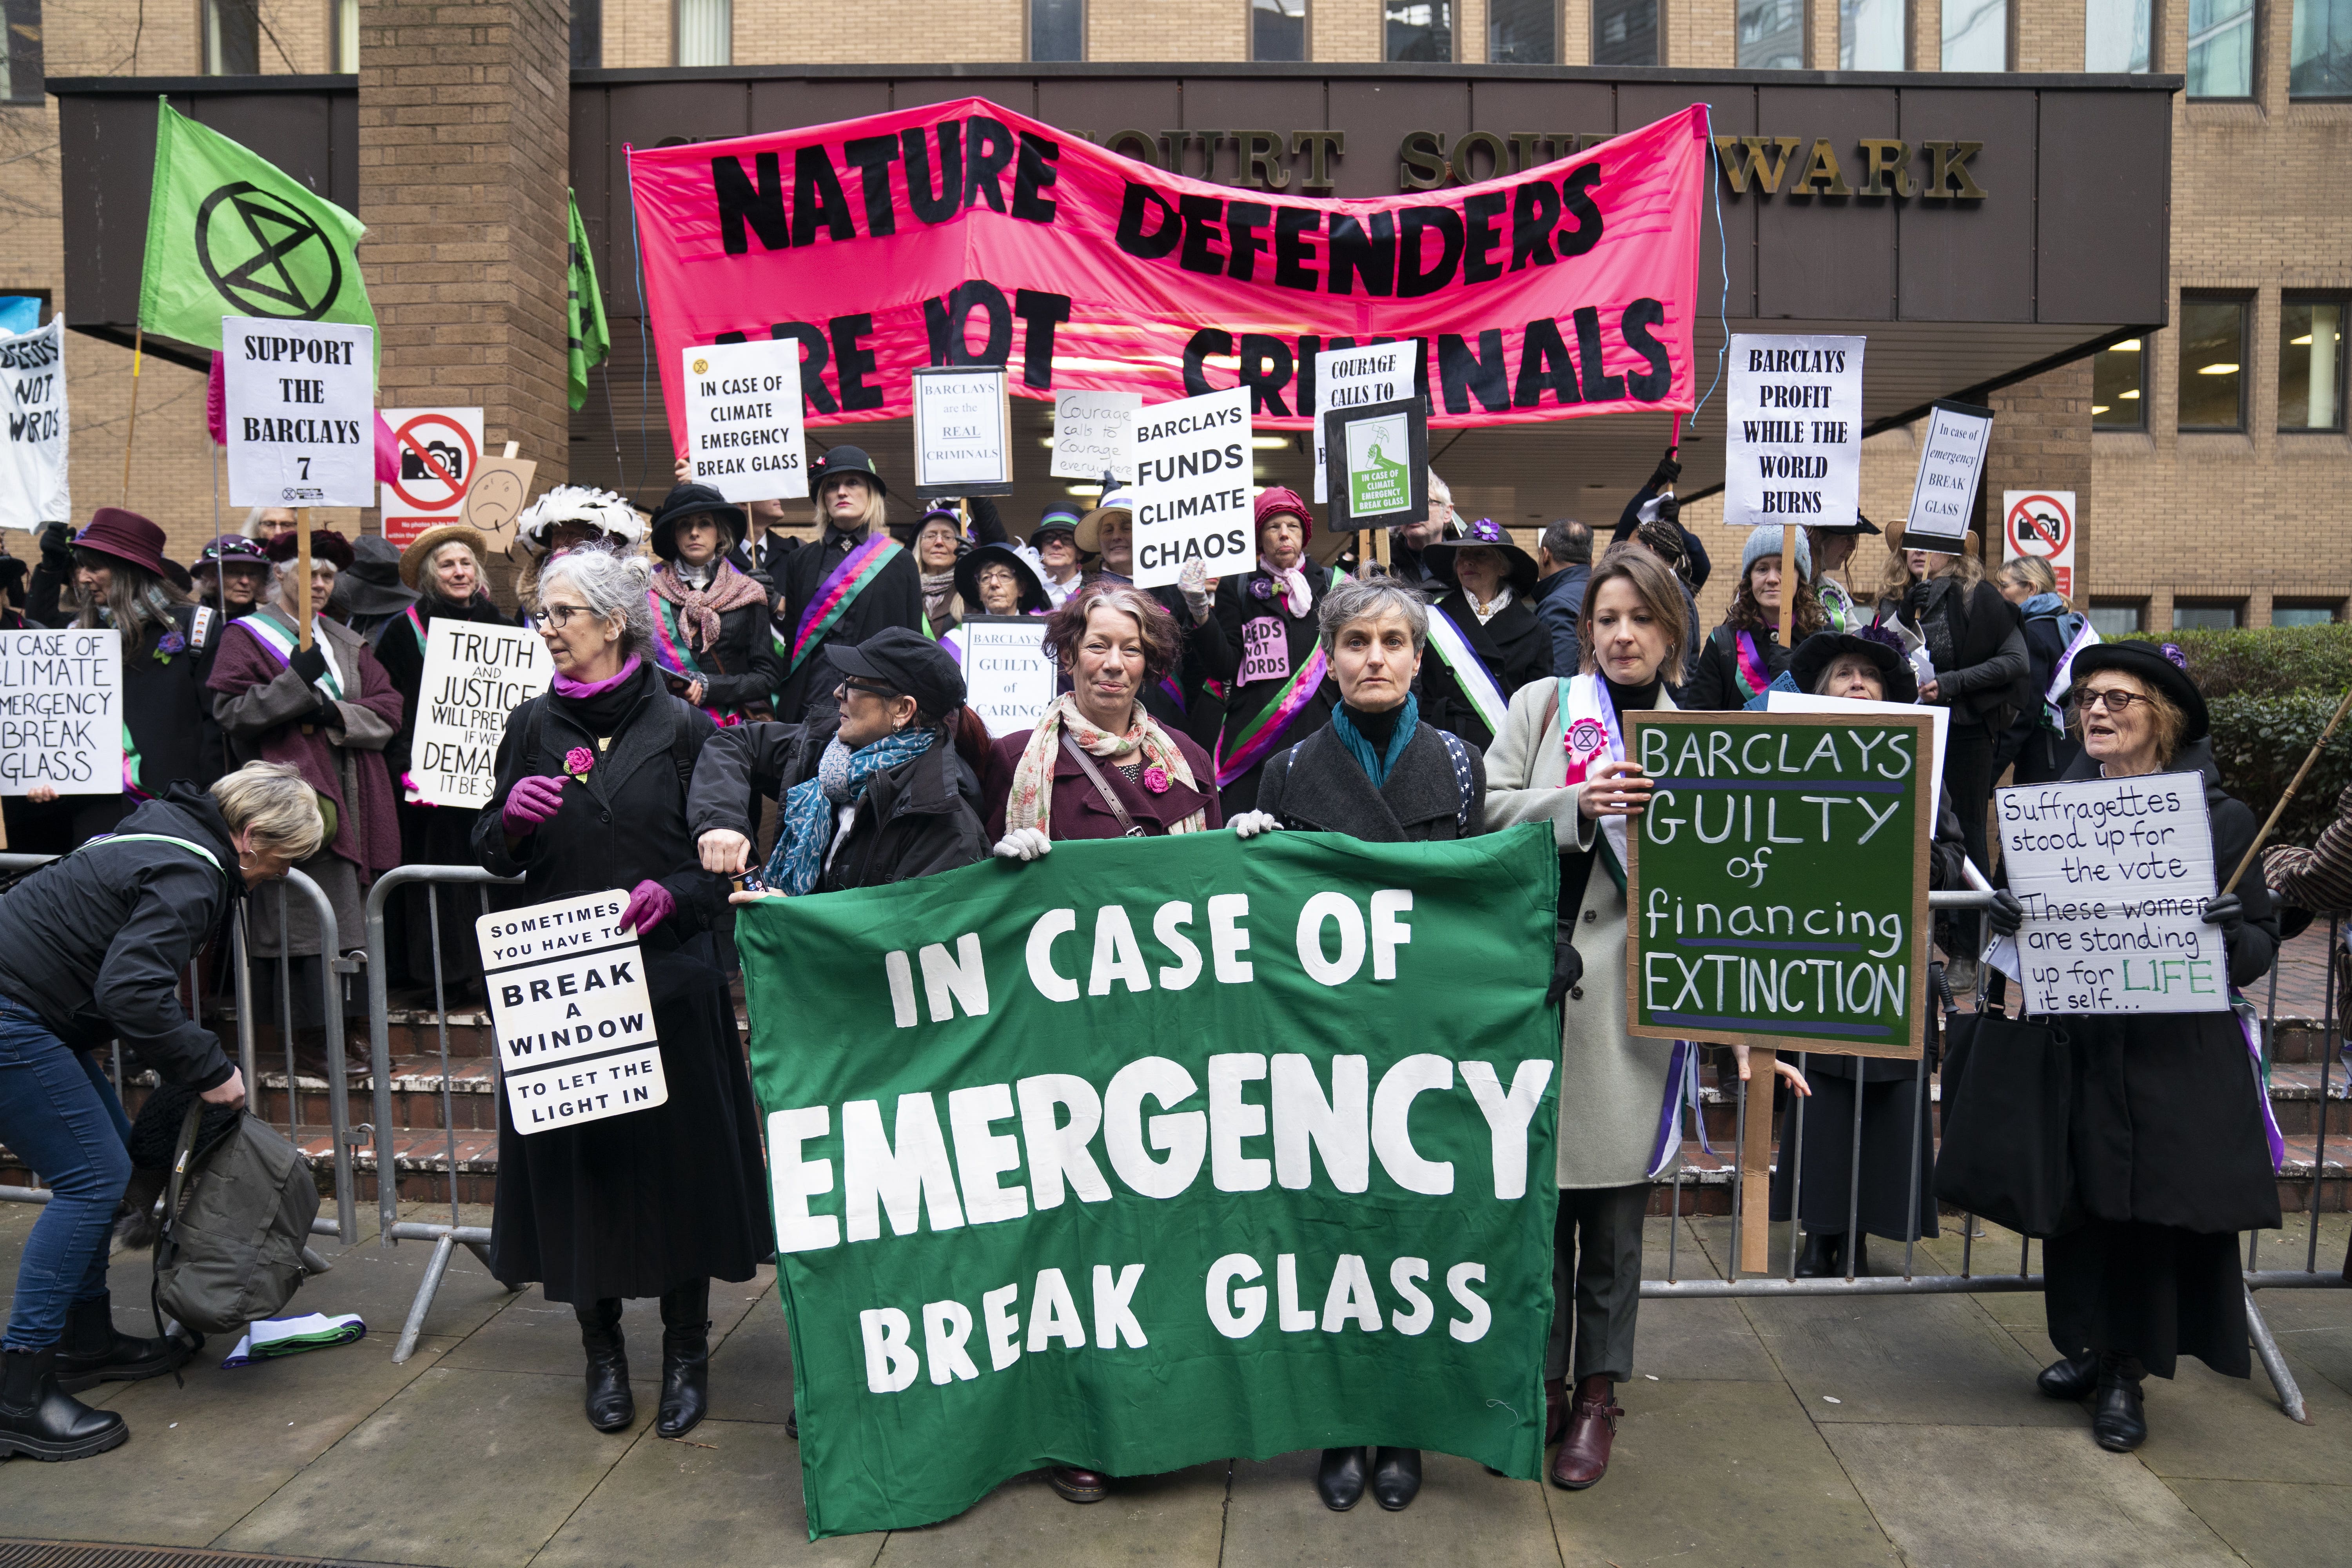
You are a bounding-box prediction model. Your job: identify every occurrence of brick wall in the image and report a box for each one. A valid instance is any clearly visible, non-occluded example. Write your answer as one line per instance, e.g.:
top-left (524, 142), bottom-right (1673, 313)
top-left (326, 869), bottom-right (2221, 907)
top-left (1087, 0), bottom-right (1247, 62)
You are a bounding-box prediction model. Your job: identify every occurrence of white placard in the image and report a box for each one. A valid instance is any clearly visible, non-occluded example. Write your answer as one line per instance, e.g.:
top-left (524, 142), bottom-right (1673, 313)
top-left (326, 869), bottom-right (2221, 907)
top-left (0, 628), bottom-right (122, 796)
top-left (1766, 691), bottom-right (1949, 820)
top-left (1130, 386), bottom-right (1254, 591)
top-left (2003, 489), bottom-right (2077, 599)
top-left (222, 316), bottom-right (376, 508)
top-left (1722, 334), bottom-right (1864, 530)
top-left (379, 407), bottom-right (484, 548)
top-left (0, 320), bottom-right (69, 531)
top-left (913, 367), bottom-right (1012, 494)
top-left (409, 619), bottom-right (553, 808)
top-left (1050, 388), bottom-right (1140, 482)
top-left (1312, 341), bottom-right (1417, 505)
top-left (681, 339), bottom-right (807, 503)
top-left (1903, 401), bottom-right (1994, 546)
top-left (479, 890), bottom-right (669, 1133)
top-left (957, 615), bottom-right (1059, 739)
top-left (1994, 772), bottom-right (2229, 1015)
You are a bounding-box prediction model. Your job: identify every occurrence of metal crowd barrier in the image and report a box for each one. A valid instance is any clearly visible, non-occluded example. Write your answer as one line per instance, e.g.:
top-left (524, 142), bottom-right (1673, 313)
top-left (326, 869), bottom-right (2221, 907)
top-left (0, 851), bottom-right (359, 1246)
top-left (362, 864), bottom-right (526, 1363)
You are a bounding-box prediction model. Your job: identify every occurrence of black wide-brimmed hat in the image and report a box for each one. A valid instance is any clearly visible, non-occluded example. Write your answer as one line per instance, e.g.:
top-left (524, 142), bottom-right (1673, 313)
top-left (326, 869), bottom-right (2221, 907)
top-left (1427, 517), bottom-right (1539, 597)
top-left (2067, 642), bottom-right (2209, 744)
top-left (829, 626), bottom-right (964, 717)
top-left (809, 445), bottom-right (888, 498)
top-left (332, 534), bottom-right (423, 618)
top-left (955, 542), bottom-right (1049, 615)
top-left (648, 483), bottom-right (748, 561)
top-left (1789, 627), bottom-right (1918, 706)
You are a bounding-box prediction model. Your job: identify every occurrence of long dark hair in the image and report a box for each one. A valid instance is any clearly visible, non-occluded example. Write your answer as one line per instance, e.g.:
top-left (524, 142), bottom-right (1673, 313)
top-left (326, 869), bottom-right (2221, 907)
top-left (1726, 558), bottom-right (1826, 640)
top-left (74, 553), bottom-right (187, 653)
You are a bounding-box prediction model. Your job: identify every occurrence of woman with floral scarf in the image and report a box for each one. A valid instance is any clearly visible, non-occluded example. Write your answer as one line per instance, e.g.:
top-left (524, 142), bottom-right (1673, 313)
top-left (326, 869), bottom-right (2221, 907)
top-left (645, 484), bottom-right (782, 722)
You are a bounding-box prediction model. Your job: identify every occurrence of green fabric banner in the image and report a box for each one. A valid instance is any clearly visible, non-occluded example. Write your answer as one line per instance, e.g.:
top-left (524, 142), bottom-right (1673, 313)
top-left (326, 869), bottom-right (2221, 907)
top-left (738, 826), bottom-right (1563, 1538)
top-left (565, 187), bottom-right (609, 412)
top-left (139, 99), bottom-right (376, 350)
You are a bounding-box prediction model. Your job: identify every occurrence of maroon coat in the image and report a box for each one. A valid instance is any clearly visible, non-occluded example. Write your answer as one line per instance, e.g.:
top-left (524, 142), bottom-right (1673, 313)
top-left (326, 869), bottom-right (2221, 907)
top-left (982, 724), bottom-right (1223, 840)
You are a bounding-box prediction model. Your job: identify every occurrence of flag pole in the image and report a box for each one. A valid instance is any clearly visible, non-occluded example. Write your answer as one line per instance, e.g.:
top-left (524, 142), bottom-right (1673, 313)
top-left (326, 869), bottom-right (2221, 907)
top-left (296, 508), bottom-right (314, 652)
top-left (120, 327), bottom-right (143, 508)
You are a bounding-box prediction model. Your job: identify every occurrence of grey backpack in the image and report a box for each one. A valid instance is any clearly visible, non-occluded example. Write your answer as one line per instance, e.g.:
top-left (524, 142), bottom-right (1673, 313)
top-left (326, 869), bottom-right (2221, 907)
top-left (153, 1102), bottom-right (323, 1336)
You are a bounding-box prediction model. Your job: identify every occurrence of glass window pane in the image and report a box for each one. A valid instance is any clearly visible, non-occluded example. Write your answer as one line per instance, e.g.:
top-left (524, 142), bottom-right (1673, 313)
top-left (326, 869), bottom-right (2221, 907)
top-left (2274, 605), bottom-right (2341, 626)
top-left (1031, 0), bottom-right (1083, 61)
top-left (1840, 0), bottom-right (1905, 67)
top-left (676, 0), bottom-right (729, 64)
top-left (4, 0), bottom-right (43, 102)
top-left (2293, 0), bottom-right (2352, 94)
top-left (2174, 603), bottom-right (2242, 630)
top-left (2177, 299), bottom-right (2247, 429)
top-left (2085, 0), bottom-right (2151, 69)
top-left (1490, 0), bottom-right (1555, 61)
top-left (1739, 0), bottom-right (1805, 67)
top-left (2088, 603), bottom-right (2145, 636)
top-left (2280, 300), bottom-right (2346, 431)
top-left (1941, 0), bottom-right (2006, 68)
top-left (1593, 0), bottom-right (1658, 63)
top-left (1386, 0), bottom-right (1452, 59)
top-left (2092, 338), bottom-right (2146, 428)
top-left (2187, 0), bottom-right (2254, 96)
top-left (1253, 0), bottom-right (1306, 60)
top-left (206, 0), bottom-right (260, 73)
top-left (571, 0), bottom-right (602, 70)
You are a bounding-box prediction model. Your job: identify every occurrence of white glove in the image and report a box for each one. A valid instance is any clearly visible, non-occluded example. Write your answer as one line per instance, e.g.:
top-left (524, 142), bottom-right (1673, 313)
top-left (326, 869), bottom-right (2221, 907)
top-left (992, 827), bottom-right (1054, 862)
top-left (1230, 810), bottom-right (1284, 840)
top-left (1179, 559), bottom-right (1212, 622)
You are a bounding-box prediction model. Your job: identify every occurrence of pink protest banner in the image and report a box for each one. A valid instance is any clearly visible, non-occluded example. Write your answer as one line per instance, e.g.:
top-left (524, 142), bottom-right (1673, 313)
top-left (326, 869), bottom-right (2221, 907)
top-left (628, 98), bottom-right (1707, 438)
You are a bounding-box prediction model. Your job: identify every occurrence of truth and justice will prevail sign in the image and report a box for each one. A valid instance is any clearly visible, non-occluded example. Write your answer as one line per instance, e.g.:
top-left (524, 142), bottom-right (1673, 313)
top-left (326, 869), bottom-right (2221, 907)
top-left (737, 828), bottom-right (1564, 1537)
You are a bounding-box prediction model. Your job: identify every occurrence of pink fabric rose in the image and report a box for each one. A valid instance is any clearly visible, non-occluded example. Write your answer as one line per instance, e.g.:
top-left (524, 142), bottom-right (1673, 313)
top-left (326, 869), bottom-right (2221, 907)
top-left (564, 746), bottom-right (595, 779)
top-left (1142, 765), bottom-right (1171, 795)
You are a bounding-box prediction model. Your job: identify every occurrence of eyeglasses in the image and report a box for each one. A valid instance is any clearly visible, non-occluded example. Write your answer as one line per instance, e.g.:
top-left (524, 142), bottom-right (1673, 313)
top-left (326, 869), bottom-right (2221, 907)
top-left (2073, 688), bottom-right (2154, 716)
top-left (534, 604), bottom-right (593, 629)
top-left (839, 677), bottom-right (901, 701)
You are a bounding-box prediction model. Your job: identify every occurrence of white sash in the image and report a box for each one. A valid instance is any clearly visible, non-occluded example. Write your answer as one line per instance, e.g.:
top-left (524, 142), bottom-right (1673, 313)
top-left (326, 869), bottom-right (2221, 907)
top-left (2046, 617), bottom-right (2102, 707)
top-left (1560, 672), bottom-right (1630, 884)
top-left (240, 609), bottom-right (345, 701)
top-left (1423, 603), bottom-right (1510, 737)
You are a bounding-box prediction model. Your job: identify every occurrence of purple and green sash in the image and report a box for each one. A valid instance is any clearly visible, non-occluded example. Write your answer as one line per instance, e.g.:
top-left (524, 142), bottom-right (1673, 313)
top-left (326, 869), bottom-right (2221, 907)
top-left (400, 603), bottom-right (428, 653)
top-left (786, 534), bottom-right (902, 673)
top-left (238, 610), bottom-right (346, 700)
top-left (1214, 644), bottom-right (1329, 790)
top-left (122, 722), bottom-right (147, 799)
top-left (1730, 630), bottom-right (1770, 702)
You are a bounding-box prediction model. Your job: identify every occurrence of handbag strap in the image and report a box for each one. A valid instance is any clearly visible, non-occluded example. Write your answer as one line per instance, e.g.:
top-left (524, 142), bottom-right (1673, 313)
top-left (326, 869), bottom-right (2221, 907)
top-left (1060, 732), bottom-right (1143, 837)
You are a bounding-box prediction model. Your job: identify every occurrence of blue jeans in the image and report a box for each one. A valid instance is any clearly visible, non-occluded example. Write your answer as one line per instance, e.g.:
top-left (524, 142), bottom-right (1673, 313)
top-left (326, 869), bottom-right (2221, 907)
top-left (0, 995), bottom-right (133, 1350)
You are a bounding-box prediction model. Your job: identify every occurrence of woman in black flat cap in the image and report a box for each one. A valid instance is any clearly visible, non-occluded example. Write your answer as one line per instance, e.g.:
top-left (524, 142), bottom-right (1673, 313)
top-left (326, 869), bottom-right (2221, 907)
top-left (1985, 641), bottom-right (2280, 1455)
top-left (771, 447), bottom-right (924, 726)
top-left (646, 483), bottom-right (782, 723)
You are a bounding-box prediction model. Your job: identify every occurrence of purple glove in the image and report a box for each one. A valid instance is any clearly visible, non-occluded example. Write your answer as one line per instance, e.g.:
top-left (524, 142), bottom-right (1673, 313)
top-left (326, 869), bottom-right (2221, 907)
top-left (501, 773), bottom-right (566, 837)
top-left (617, 878), bottom-right (675, 937)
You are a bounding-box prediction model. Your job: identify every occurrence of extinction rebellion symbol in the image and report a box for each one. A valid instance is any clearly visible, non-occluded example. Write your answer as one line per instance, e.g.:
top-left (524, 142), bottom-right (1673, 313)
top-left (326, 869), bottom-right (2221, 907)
top-left (195, 182), bottom-right (344, 320)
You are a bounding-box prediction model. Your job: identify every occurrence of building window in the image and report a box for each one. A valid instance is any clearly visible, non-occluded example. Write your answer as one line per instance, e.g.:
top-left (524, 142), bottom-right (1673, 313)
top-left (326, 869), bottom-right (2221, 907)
top-left (1738, 0), bottom-right (1805, 66)
top-left (2085, 0), bottom-right (2152, 69)
top-left (1, 0), bottom-right (41, 103)
top-left (1031, 0), bottom-right (1083, 59)
top-left (1593, 0), bottom-right (1658, 62)
top-left (674, 0), bottom-right (728, 64)
top-left (203, 0), bottom-right (260, 74)
top-left (2092, 338), bottom-right (2146, 428)
top-left (2294, 0), bottom-right (2352, 96)
top-left (330, 0), bottom-right (357, 71)
top-left (1840, 0), bottom-right (1905, 66)
top-left (2187, 0), bottom-right (2256, 96)
top-left (1490, 0), bottom-right (1555, 60)
top-left (2178, 296), bottom-right (2249, 430)
top-left (572, 0), bottom-right (602, 69)
top-left (2174, 601), bottom-right (2243, 630)
top-left (2088, 601), bottom-right (2145, 636)
top-left (1941, 0), bottom-right (2007, 68)
top-left (2280, 297), bottom-right (2346, 432)
top-left (1386, 1), bottom-right (1452, 59)
top-left (1252, 0), bottom-right (1306, 59)
top-left (2275, 602), bottom-right (2343, 626)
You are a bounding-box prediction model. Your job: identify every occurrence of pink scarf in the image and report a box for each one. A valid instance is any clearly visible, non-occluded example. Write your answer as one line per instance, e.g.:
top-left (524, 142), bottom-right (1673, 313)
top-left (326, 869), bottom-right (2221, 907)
top-left (553, 654), bottom-right (642, 698)
top-left (650, 559), bottom-right (767, 653)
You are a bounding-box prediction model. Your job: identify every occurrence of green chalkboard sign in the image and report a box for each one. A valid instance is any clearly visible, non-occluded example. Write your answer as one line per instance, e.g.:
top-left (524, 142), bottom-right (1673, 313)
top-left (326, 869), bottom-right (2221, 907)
top-left (1623, 710), bottom-right (1934, 1060)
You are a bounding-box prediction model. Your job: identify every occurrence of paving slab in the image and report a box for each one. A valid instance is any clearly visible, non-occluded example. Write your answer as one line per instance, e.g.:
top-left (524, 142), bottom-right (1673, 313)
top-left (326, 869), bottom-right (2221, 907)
top-left (214, 1364), bottom-right (640, 1568)
top-left (1824, 1423), bottom-right (2241, 1568)
top-left (534, 1418), bottom-right (875, 1568)
top-left (874, 1460), bottom-right (1229, 1568)
top-left (1545, 1378), bottom-right (1899, 1568)
top-left (1739, 1289), bottom-right (2071, 1426)
top-left (435, 1270), bottom-right (768, 1379)
top-left (1221, 1448), bottom-right (1558, 1568)
top-left (708, 1288), bottom-right (797, 1427)
top-left (2243, 1287), bottom-right (2352, 1398)
top-left (1632, 1217), bottom-right (1785, 1384)
top-left (2165, 1479), bottom-right (2352, 1568)
top-left (2128, 1348), bottom-right (2352, 1484)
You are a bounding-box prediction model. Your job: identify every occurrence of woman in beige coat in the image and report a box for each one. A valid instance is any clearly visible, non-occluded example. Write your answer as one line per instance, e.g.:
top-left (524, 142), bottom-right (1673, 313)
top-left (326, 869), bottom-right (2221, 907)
top-left (1483, 546), bottom-right (1806, 1490)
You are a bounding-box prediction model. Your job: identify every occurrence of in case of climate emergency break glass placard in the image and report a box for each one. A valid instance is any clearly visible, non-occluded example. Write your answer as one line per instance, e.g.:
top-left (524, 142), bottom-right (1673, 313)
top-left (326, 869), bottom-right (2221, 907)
top-left (477, 891), bottom-right (668, 1132)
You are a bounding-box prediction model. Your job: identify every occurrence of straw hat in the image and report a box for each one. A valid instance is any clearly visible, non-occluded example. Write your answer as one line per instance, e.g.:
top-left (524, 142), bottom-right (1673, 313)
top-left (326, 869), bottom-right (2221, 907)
top-left (399, 524), bottom-right (491, 590)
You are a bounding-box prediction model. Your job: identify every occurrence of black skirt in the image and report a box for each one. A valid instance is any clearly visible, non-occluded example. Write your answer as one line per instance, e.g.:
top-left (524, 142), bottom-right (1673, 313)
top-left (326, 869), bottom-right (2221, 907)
top-left (1769, 1061), bottom-right (1940, 1242)
top-left (2044, 1221), bottom-right (2249, 1379)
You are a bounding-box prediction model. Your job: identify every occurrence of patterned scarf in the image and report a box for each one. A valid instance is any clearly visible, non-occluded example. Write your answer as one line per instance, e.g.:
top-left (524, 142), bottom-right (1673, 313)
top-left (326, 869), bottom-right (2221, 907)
top-left (762, 725), bottom-right (937, 895)
top-left (649, 557), bottom-right (766, 654)
top-left (1004, 693), bottom-right (1207, 840)
top-left (920, 569), bottom-right (959, 632)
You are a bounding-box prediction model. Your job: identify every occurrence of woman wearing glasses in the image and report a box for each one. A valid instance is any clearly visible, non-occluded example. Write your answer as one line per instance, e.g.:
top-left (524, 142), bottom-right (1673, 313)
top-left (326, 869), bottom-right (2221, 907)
top-left (1986, 642), bottom-right (2279, 1454)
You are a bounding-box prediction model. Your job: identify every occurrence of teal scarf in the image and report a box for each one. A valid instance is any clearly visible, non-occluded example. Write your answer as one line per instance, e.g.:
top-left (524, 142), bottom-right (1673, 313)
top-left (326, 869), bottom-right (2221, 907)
top-left (763, 726), bottom-right (938, 895)
top-left (1330, 695), bottom-right (1418, 789)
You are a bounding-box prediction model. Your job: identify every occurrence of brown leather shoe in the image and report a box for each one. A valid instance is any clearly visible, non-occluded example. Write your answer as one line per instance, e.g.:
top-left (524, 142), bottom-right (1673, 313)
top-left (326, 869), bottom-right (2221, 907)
top-left (1544, 1375), bottom-right (1568, 1445)
top-left (1548, 1375), bottom-right (1622, 1490)
top-left (1048, 1465), bottom-right (1110, 1504)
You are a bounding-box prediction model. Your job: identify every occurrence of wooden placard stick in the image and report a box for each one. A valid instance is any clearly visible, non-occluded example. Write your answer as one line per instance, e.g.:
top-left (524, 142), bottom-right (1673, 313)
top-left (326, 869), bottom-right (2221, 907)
top-left (1740, 1053), bottom-right (1776, 1270)
top-left (2223, 683), bottom-right (2352, 896)
top-left (296, 508), bottom-right (314, 652)
top-left (119, 327), bottom-right (144, 508)
top-left (1778, 526), bottom-right (1797, 646)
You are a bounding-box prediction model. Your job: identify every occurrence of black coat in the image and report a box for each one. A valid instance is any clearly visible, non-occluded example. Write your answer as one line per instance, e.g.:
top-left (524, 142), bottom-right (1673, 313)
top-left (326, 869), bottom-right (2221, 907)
top-left (771, 525), bottom-right (926, 722)
top-left (0, 782), bottom-right (240, 1090)
top-left (376, 592), bottom-right (516, 783)
top-left (1419, 591), bottom-right (1551, 751)
top-left (1996, 602), bottom-right (2085, 785)
top-left (1196, 567), bottom-right (1339, 813)
top-left (1878, 579), bottom-right (2029, 732)
top-left (1255, 722), bottom-right (1486, 842)
top-left (472, 661), bottom-right (771, 1302)
top-left (685, 720), bottom-right (992, 893)
top-left (1683, 623), bottom-right (1796, 712)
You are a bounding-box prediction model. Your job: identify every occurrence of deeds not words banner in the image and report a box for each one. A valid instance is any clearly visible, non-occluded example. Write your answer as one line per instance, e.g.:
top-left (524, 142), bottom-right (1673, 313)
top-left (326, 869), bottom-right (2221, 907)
top-left (736, 827), bottom-right (1563, 1537)
top-left (629, 99), bottom-right (1706, 439)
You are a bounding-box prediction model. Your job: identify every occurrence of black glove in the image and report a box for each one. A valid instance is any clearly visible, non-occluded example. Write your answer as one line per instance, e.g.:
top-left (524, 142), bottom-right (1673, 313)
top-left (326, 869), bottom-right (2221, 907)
top-left (2201, 893), bottom-right (2245, 940)
top-left (1646, 452), bottom-right (1682, 492)
top-left (289, 644), bottom-right (330, 686)
top-left (1654, 493), bottom-right (1681, 528)
top-left (1905, 581), bottom-right (1932, 618)
top-left (1544, 938), bottom-right (1585, 1007)
top-left (39, 521), bottom-right (72, 572)
top-left (1987, 890), bottom-right (2024, 936)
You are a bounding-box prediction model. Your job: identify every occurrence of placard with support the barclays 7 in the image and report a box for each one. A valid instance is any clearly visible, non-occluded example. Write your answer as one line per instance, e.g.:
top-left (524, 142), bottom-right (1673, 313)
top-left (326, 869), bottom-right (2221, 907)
top-left (477, 891), bottom-right (668, 1132)
top-left (221, 316), bottom-right (376, 508)
top-left (1129, 386), bottom-right (1253, 590)
top-left (1624, 711), bottom-right (1933, 1058)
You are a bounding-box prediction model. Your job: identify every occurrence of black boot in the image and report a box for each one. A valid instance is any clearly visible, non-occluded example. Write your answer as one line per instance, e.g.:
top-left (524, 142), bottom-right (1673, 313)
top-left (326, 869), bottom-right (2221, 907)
top-left (0, 1346), bottom-right (128, 1461)
top-left (1849, 1234), bottom-right (1871, 1277)
top-left (656, 1279), bottom-right (710, 1439)
top-left (1371, 1446), bottom-right (1423, 1510)
top-left (2037, 1351), bottom-right (2100, 1401)
top-left (575, 1299), bottom-right (634, 1433)
top-left (54, 1292), bottom-right (193, 1393)
top-left (1316, 1445), bottom-right (1368, 1510)
top-left (2091, 1353), bottom-right (2147, 1452)
top-left (1795, 1230), bottom-right (1842, 1278)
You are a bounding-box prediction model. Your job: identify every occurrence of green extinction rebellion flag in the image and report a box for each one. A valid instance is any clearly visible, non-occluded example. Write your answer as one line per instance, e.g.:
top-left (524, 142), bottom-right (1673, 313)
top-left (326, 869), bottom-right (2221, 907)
top-left (737, 826), bottom-right (1563, 1538)
top-left (566, 188), bottom-right (610, 412)
top-left (139, 99), bottom-right (376, 350)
